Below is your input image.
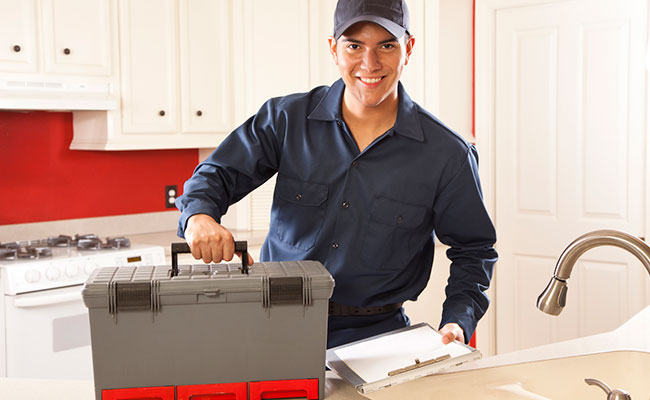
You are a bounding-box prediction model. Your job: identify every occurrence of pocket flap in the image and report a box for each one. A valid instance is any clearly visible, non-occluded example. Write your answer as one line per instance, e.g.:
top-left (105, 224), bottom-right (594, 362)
top-left (370, 197), bottom-right (426, 229)
top-left (276, 176), bottom-right (328, 206)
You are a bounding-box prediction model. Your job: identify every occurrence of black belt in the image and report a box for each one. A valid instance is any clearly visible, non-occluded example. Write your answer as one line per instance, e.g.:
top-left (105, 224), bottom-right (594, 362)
top-left (328, 301), bottom-right (403, 316)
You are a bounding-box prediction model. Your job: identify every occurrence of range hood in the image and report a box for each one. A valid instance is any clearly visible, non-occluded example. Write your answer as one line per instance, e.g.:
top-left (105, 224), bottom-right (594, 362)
top-left (0, 79), bottom-right (118, 111)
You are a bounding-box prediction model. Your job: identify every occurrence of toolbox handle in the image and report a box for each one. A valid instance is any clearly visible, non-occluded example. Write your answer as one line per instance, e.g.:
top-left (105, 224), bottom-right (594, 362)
top-left (171, 241), bottom-right (249, 277)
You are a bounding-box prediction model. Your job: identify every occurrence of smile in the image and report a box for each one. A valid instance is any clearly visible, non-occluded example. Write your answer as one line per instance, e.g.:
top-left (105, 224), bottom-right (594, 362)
top-left (358, 77), bottom-right (383, 84)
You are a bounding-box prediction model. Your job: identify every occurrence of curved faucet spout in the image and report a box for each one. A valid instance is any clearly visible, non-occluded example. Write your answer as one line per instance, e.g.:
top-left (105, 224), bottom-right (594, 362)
top-left (537, 229), bottom-right (650, 316)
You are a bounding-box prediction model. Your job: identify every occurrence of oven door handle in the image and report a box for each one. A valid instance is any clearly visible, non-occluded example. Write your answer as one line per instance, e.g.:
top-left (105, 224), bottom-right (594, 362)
top-left (13, 290), bottom-right (81, 308)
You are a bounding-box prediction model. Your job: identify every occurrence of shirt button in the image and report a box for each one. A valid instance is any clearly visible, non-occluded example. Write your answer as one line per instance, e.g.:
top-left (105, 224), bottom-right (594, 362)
top-left (332, 242), bottom-right (339, 249)
top-left (295, 193), bottom-right (302, 200)
top-left (342, 201), bottom-right (350, 208)
top-left (397, 216), bottom-right (403, 224)
top-left (352, 161), bottom-right (359, 168)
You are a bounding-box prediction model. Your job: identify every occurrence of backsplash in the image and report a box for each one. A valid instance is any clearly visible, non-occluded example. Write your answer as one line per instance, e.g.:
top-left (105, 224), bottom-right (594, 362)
top-left (0, 111), bottom-right (198, 225)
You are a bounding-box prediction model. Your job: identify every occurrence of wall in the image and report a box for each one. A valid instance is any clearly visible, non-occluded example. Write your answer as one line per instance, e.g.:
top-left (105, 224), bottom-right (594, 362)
top-left (438, 0), bottom-right (474, 142)
top-left (0, 111), bottom-right (198, 225)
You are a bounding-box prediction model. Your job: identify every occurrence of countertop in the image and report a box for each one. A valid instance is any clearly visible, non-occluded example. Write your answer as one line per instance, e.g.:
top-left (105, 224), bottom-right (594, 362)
top-left (0, 372), bottom-right (367, 400)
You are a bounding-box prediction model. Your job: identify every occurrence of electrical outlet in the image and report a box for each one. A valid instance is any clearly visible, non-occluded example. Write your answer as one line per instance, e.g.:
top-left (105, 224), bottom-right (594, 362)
top-left (165, 185), bottom-right (178, 209)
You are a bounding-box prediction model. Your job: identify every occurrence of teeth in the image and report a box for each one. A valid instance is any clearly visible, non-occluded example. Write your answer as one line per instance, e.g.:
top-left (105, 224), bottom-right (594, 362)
top-left (360, 77), bottom-right (382, 84)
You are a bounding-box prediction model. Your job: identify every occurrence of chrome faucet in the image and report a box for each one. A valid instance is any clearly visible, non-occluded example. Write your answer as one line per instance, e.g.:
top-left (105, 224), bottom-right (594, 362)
top-left (537, 229), bottom-right (650, 315)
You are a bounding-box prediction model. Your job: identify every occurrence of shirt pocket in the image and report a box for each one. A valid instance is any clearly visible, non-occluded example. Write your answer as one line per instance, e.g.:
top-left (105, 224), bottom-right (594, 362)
top-left (361, 196), bottom-right (427, 271)
top-left (273, 175), bottom-right (328, 251)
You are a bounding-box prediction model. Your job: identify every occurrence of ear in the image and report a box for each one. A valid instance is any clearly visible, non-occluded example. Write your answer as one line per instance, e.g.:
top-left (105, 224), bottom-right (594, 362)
top-left (404, 35), bottom-right (415, 65)
top-left (328, 36), bottom-right (339, 65)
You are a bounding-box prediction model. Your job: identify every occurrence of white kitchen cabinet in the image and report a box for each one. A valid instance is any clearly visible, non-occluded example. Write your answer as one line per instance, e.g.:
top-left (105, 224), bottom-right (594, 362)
top-left (0, 0), bottom-right (114, 77)
top-left (118, 0), bottom-right (179, 134)
top-left (72, 0), bottom-right (233, 149)
top-left (180, 0), bottom-right (233, 134)
top-left (41, 0), bottom-right (113, 76)
top-left (0, 0), bottom-right (39, 73)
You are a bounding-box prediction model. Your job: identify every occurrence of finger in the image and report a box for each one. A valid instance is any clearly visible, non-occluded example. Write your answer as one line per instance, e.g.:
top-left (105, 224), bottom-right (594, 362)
top-left (222, 237), bottom-right (235, 262)
top-left (234, 252), bottom-right (255, 266)
top-left (441, 331), bottom-right (454, 345)
top-left (201, 245), bottom-right (213, 264)
top-left (207, 240), bottom-right (224, 264)
top-left (188, 240), bottom-right (202, 261)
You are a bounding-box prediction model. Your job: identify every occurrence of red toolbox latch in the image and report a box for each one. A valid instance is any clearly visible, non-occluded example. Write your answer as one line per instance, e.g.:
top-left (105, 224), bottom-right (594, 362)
top-left (102, 386), bottom-right (175, 400)
top-left (248, 379), bottom-right (319, 400)
top-left (176, 382), bottom-right (248, 400)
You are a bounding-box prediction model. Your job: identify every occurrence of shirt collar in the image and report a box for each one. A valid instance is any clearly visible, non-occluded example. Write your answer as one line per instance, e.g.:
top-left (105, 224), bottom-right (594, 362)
top-left (308, 79), bottom-right (424, 142)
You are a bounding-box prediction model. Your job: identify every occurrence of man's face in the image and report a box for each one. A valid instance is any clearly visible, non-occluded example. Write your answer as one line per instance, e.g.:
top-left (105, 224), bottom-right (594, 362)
top-left (329, 22), bottom-right (414, 111)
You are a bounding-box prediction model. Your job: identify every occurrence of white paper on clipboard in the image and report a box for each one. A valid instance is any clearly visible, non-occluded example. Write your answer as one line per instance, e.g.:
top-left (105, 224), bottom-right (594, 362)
top-left (326, 323), bottom-right (481, 394)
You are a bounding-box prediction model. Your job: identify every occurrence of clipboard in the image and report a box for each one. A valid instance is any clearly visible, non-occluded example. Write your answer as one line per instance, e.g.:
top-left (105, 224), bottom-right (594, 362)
top-left (326, 323), bottom-right (481, 394)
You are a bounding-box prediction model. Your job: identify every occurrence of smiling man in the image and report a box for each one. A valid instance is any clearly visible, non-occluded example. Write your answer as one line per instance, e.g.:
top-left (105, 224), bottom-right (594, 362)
top-left (176, 0), bottom-right (498, 348)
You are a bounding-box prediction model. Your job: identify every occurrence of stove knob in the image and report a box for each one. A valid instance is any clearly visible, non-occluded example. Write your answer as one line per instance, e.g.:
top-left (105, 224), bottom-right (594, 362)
top-left (45, 267), bottom-right (61, 281)
top-left (65, 264), bottom-right (79, 278)
top-left (24, 269), bottom-right (41, 283)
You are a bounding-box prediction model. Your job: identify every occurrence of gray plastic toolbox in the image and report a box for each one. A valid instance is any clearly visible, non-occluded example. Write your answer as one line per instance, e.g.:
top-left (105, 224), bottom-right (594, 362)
top-left (82, 242), bottom-right (334, 400)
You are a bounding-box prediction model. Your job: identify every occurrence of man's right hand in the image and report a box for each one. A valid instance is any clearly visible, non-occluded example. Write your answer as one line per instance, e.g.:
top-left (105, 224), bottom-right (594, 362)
top-left (184, 214), bottom-right (254, 265)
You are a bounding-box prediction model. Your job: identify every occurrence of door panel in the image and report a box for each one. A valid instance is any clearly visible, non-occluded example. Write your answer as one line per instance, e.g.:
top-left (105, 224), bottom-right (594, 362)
top-left (494, 0), bottom-right (647, 354)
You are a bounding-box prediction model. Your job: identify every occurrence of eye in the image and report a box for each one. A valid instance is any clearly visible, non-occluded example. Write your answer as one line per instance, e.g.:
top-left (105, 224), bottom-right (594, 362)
top-left (347, 43), bottom-right (360, 50)
top-left (381, 43), bottom-right (396, 50)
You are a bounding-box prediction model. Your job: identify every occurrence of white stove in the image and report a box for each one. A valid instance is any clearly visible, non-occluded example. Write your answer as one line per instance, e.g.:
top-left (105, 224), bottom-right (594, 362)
top-left (0, 234), bottom-right (165, 379)
top-left (1, 235), bottom-right (165, 294)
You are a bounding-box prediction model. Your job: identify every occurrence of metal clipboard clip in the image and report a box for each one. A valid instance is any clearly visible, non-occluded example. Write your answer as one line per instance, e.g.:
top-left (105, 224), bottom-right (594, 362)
top-left (387, 354), bottom-right (452, 377)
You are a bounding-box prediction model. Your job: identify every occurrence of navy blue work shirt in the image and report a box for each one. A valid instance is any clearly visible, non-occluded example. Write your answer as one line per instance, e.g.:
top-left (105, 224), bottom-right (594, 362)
top-left (177, 79), bottom-right (497, 346)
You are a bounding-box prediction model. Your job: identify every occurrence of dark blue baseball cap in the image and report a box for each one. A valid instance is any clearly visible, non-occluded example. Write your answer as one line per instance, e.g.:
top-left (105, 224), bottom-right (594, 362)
top-left (334, 0), bottom-right (410, 39)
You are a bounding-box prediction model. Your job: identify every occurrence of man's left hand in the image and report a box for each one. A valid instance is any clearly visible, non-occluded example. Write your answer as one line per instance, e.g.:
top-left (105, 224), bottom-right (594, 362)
top-left (439, 323), bottom-right (465, 345)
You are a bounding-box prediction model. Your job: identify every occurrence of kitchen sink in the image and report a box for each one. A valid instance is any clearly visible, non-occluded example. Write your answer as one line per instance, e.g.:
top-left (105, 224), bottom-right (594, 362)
top-left (361, 303), bottom-right (650, 400)
top-left (361, 350), bottom-right (650, 399)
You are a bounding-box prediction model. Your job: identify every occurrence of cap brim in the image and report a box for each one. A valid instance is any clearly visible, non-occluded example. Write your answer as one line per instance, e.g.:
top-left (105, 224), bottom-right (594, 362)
top-left (335, 15), bottom-right (406, 39)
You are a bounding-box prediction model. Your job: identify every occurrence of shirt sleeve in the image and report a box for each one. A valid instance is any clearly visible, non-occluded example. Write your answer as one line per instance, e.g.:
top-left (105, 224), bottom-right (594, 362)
top-left (175, 98), bottom-right (284, 237)
top-left (434, 145), bottom-right (498, 343)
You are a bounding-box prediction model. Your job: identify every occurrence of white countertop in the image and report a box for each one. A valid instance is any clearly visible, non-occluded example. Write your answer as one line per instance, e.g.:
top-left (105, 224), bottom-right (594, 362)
top-left (448, 302), bottom-right (650, 373)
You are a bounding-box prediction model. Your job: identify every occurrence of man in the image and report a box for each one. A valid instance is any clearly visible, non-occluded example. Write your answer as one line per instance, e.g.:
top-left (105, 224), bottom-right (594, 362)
top-left (176, 0), bottom-right (497, 349)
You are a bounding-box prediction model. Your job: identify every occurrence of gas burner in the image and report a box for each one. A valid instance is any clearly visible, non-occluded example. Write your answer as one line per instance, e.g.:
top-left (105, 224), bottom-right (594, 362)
top-left (48, 235), bottom-right (73, 247)
top-left (106, 237), bottom-right (131, 249)
top-left (0, 233), bottom-right (133, 261)
top-left (75, 234), bottom-right (131, 251)
top-left (15, 246), bottom-right (52, 260)
top-left (76, 235), bottom-right (102, 250)
top-left (0, 247), bottom-right (17, 261)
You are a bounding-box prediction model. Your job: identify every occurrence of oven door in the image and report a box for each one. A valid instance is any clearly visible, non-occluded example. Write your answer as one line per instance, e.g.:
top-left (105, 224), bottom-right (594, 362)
top-left (5, 285), bottom-right (93, 379)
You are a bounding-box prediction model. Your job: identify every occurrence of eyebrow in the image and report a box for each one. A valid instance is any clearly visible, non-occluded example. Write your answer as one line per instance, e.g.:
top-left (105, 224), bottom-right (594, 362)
top-left (341, 37), bottom-right (398, 45)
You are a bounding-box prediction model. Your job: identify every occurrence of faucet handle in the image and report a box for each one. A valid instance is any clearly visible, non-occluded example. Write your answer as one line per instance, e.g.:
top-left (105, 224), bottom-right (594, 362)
top-left (585, 378), bottom-right (631, 400)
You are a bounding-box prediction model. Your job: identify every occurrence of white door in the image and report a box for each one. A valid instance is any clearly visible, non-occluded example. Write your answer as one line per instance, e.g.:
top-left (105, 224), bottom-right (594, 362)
top-left (484, 0), bottom-right (648, 354)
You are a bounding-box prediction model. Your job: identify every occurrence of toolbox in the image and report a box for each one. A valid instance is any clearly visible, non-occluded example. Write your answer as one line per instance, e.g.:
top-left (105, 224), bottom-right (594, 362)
top-left (82, 242), bottom-right (335, 400)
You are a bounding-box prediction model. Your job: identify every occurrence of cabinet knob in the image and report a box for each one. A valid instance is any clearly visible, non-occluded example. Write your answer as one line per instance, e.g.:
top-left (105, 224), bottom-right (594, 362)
top-left (159, 110), bottom-right (166, 116)
top-left (196, 110), bottom-right (203, 116)
top-left (12, 45), bottom-right (21, 53)
top-left (63, 48), bottom-right (71, 55)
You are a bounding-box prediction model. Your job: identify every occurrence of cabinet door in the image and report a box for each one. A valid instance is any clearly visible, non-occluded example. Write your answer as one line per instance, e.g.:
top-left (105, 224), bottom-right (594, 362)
top-left (180, 0), bottom-right (233, 134)
top-left (239, 0), bottom-right (311, 113)
top-left (0, 0), bottom-right (38, 72)
top-left (41, 0), bottom-right (113, 76)
top-left (119, 0), bottom-right (178, 134)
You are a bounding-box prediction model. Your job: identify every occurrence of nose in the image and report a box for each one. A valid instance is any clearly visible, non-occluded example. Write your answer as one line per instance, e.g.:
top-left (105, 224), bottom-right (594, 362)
top-left (361, 49), bottom-right (381, 72)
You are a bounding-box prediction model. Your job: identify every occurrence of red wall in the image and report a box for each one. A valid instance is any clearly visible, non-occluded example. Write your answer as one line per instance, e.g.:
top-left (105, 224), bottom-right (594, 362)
top-left (0, 111), bottom-right (198, 225)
